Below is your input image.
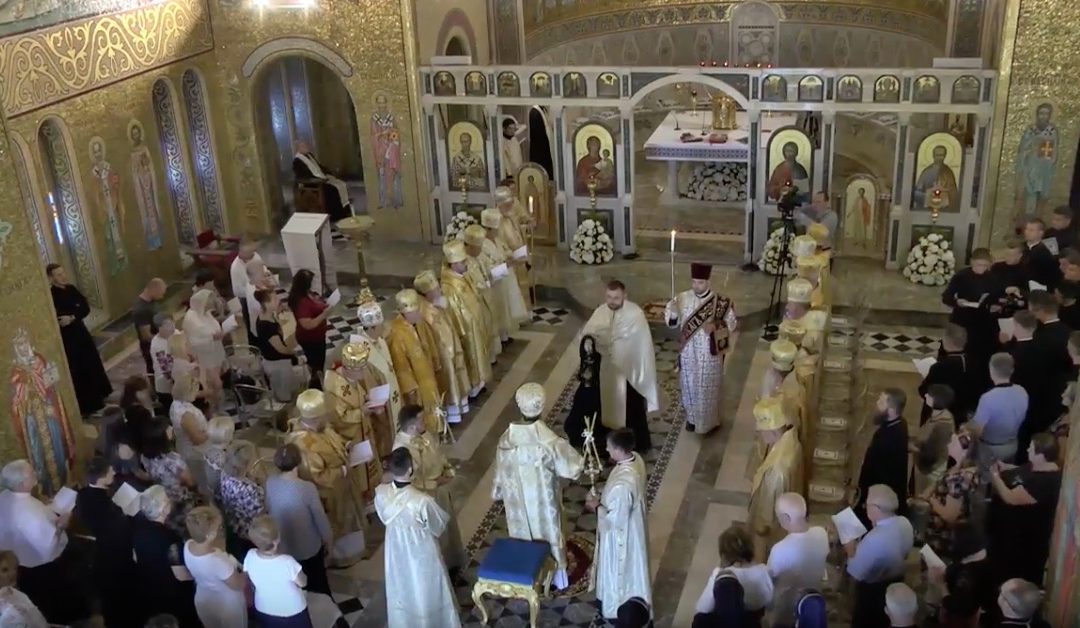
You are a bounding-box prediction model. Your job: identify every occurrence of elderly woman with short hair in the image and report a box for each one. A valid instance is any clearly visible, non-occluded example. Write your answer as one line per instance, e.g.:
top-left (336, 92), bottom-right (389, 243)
top-left (132, 485), bottom-right (197, 625)
top-left (183, 506), bottom-right (247, 628)
top-left (202, 417), bottom-right (235, 499)
top-left (220, 439), bottom-right (267, 559)
top-left (140, 418), bottom-right (200, 531)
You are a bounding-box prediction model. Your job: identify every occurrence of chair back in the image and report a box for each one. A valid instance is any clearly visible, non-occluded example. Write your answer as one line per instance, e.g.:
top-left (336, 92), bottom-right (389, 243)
top-left (196, 229), bottom-right (217, 248)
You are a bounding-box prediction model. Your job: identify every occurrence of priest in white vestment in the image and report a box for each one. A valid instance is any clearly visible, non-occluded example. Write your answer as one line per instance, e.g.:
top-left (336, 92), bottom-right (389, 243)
top-left (586, 428), bottom-right (652, 619)
top-left (582, 280), bottom-right (660, 451)
top-left (392, 405), bottom-right (465, 569)
top-left (665, 263), bottom-right (737, 435)
top-left (499, 118), bottom-right (527, 179)
top-left (354, 290), bottom-right (403, 429)
top-left (293, 140), bottom-right (353, 220)
top-left (375, 447), bottom-right (461, 628)
top-left (493, 382), bottom-right (585, 589)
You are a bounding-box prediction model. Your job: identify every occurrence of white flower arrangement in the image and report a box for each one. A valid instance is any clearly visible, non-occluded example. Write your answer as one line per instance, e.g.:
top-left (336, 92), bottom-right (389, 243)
top-left (444, 211), bottom-right (477, 242)
top-left (569, 218), bottom-right (615, 265)
top-left (902, 233), bottom-right (956, 286)
top-left (758, 226), bottom-right (794, 275)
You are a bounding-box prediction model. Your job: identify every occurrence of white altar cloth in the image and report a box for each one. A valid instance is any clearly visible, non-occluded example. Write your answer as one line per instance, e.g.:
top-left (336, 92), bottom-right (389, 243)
top-left (643, 111), bottom-right (799, 163)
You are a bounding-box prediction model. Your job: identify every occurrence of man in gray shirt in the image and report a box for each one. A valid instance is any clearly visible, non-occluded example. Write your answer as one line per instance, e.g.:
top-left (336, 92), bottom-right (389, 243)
top-left (972, 352), bottom-right (1029, 475)
top-left (846, 485), bottom-right (914, 628)
top-left (794, 191), bottom-right (838, 248)
top-left (265, 443), bottom-right (335, 597)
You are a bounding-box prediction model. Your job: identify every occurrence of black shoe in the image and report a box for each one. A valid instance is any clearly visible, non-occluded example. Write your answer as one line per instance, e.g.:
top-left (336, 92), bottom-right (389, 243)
top-left (685, 422), bottom-right (695, 432)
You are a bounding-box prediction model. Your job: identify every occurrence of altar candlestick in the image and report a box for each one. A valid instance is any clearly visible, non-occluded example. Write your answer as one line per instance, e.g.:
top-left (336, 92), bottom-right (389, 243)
top-left (670, 229), bottom-right (676, 252)
top-left (528, 196), bottom-right (534, 215)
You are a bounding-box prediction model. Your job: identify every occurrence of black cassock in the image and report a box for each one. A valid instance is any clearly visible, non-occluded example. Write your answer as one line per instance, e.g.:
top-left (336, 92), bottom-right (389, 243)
top-left (52, 284), bottom-right (112, 415)
top-left (564, 338), bottom-right (607, 451)
top-left (292, 154), bottom-right (351, 221)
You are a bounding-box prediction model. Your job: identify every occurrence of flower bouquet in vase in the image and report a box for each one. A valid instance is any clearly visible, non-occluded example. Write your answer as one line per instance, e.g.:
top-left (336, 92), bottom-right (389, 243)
top-left (758, 226), bottom-right (794, 275)
top-left (569, 218), bottom-right (614, 265)
top-left (902, 233), bottom-right (955, 286)
top-left (444, 211), bottom-right (477, 242)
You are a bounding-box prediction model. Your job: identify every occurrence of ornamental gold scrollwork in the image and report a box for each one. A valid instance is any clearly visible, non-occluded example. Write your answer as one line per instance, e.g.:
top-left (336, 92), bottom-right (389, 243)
top-left (0, 0), bottom-right (213, 117)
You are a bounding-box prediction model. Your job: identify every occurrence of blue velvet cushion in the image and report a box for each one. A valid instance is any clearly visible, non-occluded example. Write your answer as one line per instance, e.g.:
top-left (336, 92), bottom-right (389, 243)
top-left (477, 538), bottom-right (551, 586)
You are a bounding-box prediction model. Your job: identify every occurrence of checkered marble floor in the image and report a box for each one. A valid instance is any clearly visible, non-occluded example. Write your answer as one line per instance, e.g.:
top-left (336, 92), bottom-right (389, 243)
top-left (453, 336), bottom-right (685, 628)
top-left (531, 305), bottom-right (571, 327)
top-left (860, 330), bottom-right (940, 356)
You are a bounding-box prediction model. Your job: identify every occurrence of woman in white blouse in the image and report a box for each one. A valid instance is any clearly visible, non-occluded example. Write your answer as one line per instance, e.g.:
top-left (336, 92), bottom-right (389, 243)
top-left (183, 289), bottom-right (226, 412)
top-left (183, 506), bottom-right (247, 628)
top-left (169, 371), bottom-right (209, 489)
top-left (695, 524), bottom-right (774, 626)
top-left (244, 259), bottom-right (278, 337)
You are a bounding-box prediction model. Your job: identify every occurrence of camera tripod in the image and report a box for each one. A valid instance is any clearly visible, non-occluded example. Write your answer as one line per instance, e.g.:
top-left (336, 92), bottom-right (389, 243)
top-left (762, 189), bottom-right (800, 341)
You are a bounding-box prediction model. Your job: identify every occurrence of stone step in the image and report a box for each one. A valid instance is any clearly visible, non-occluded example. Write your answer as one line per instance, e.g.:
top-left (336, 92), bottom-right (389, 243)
top-left (633, 230), bottom-right (746, 265)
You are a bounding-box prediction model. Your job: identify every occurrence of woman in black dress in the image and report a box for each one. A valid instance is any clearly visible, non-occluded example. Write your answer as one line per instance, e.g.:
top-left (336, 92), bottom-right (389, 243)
top-left (564, 335), bottom-right (606, 451)
top-left (47, 263), bottom-right (112, 415)
top-left (132, 485), bottom-right (198, 626)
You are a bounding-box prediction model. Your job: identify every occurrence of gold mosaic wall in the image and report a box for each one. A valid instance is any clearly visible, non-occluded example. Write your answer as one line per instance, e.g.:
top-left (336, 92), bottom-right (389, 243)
top-left (210, 0), bottom-right (432, 242)
top-left (983, 0), bottom-right (1080, 244)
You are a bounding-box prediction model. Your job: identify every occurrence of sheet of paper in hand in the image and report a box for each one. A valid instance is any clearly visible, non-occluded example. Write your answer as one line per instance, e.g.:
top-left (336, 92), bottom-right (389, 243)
top-left (222, 314), bottom-right (239, 334)
top-left (831, 507), bottom-right (868, 545)
top-left (51, 486), bottom-right (78, 516)
top-left (913, 357), bottom-right (936, 378)
top-left (112, 483), bottom-right (142, 516)
top-left (998, 317), bottom-right (1015, 337)
top-left (326, 289), bottom-right (342, 308)
top-left (366, 384), bottom-right (390, 407)
top-left (349, 440), bottom-right (374, 466)
top-left (1044, 237), bottom-right (1060, 256)
top-left (512, 245), bottom-right (528, 260)
top-left (491, 263), bottom-right (509, 279)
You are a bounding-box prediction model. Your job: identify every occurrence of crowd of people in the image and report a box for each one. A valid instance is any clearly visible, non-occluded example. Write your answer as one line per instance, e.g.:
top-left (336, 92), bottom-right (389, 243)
top-left (13, 200), bottom-right (1078, 628)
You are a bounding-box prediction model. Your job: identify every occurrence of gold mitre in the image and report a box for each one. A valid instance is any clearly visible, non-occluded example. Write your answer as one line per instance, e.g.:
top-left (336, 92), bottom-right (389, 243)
top-left (443, 239), bottom-right (468, 265)
top-left (395, 288), bottom-right (421, 313)
top-left (769, 339), bottom-right (798, 371)
top-left (463, 224), bottom-right (487, 247)
top-left (786, 278), bottom-right (813, 304)
top-left (481, 208), bottom-right (501, 229)
top-left (807, 222), bottom-right (830, 246)
top-left (494, 186), bottom-right (514, 204)
top-left (791, 235), bottom-right (817, 258)
top-left (796, 254), bottom-right (824, 277)
top-left (515, 382), bottom-right (546, 418)
top-left (803, 309), bottom-right (828, 332)
top-left (753, 395), bottom-right (789, 431)
top-left (296, 389), bottom-right (327, 420)
top-left (413, 269), bottom-right (440, 295)
top-left (341, 341), bottom-right (371, 369)
top-left (779, 319), bottom-right (806, 345)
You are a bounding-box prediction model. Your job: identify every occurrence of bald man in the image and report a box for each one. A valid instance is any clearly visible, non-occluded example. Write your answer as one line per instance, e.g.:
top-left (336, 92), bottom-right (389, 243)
top-left (766, 493), bottom-right (830, 627)
top-left (133, 277), bottom-right (167, 379)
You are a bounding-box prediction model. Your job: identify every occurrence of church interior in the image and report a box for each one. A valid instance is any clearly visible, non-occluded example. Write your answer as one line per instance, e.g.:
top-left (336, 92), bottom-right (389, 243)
top-left (1, 0), bottom-right (1079, 626)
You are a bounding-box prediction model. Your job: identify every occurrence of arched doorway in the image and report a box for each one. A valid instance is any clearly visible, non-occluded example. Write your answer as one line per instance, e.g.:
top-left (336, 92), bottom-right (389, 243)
top-left (628, 77), bottom-right (750, 263)
top-left (444, 37), bottom-right (472, 127)
top-left (251, 55), bottom-right (363, 228)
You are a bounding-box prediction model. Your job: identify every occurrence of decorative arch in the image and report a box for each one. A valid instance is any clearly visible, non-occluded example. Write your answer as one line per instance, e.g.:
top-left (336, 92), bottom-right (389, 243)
top-left (37, 117), bottom-right (104, 309)
top-left (241, 37), bottom-right (354, 80)
top-left (8, 131), bottom-right (53, 264)
top-left (181, 68), bottom-right (227, 233)
top-left (627, 73), bottom-right (750, 109)
top-left (152, 77), bottom-right (200, 247)
top-left (435, 8), bottom-right (478, 60)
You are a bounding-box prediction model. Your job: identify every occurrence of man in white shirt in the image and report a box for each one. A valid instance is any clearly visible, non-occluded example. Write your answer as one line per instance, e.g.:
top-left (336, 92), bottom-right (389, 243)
top-left (0, 460), bottom-right (87, 622)
top-left (766, 492), bottom-right (829, 627)
top-left (149, 313), bottom-right (177, 407)
top-left (229, 239), bottom-right (262, 342)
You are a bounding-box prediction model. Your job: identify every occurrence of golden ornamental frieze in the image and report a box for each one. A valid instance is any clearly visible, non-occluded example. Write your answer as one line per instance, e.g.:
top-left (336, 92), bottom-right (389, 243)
top-left (523, 0), bottom-right (948, 31)
top-left (0, 0), bottom-right (213, 118)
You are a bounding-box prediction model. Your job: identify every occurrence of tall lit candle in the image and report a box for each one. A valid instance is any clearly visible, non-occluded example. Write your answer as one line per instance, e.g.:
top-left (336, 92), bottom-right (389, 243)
top-left (528, 196), bottom-right (534, 215)
top-left (669, 230), bottom-right (677, 299)
top-left (670, 229), bottom-right (677, 252)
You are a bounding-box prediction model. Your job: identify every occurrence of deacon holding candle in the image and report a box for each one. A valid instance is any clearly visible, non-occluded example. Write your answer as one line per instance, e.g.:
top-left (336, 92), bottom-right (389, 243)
top-left (665, 263), bottom-right (738, 434)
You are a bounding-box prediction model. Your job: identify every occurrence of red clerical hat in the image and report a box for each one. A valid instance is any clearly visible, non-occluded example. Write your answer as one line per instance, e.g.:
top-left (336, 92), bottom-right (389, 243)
top-left (690, 262), bottom-right (713, 280)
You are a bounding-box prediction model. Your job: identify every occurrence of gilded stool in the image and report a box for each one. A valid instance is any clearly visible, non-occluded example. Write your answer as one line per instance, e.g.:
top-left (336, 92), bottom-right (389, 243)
top-left (472, 538), bottom-right (555, 628)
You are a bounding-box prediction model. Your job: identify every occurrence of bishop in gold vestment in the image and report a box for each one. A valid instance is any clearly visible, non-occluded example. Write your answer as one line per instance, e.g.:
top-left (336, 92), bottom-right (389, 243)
top-left (760, 339), bottom-right (806, 440)
top-left (287, 389), bottom-right (369, 566)
top-left (463, 224), bottom-right (501, 359)
top-left (481, 208), bottom-right (530, 337)
top-left (393, 405), bottom-right (465, 569)
top-left (442, 240), bottom-right (492, 393)
top-left (748, 395), bottom-right (804, 562)
top-left (355, 289), bottom-right (403, 429)
top-left (495, 186), bottom-right (532, 307)
top-left (386, 289), bottom-right (442, 424)
top-left (493, 383), bottom-right (584, 589)
top-left (414, 270), bottom-right (471, 422)
top-left (324, 341), bottom-right (393, 462)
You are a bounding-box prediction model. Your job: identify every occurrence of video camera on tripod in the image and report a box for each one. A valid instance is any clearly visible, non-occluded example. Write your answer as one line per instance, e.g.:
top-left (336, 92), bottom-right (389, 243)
top-left (777, 180), bottom-right (801, 220)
